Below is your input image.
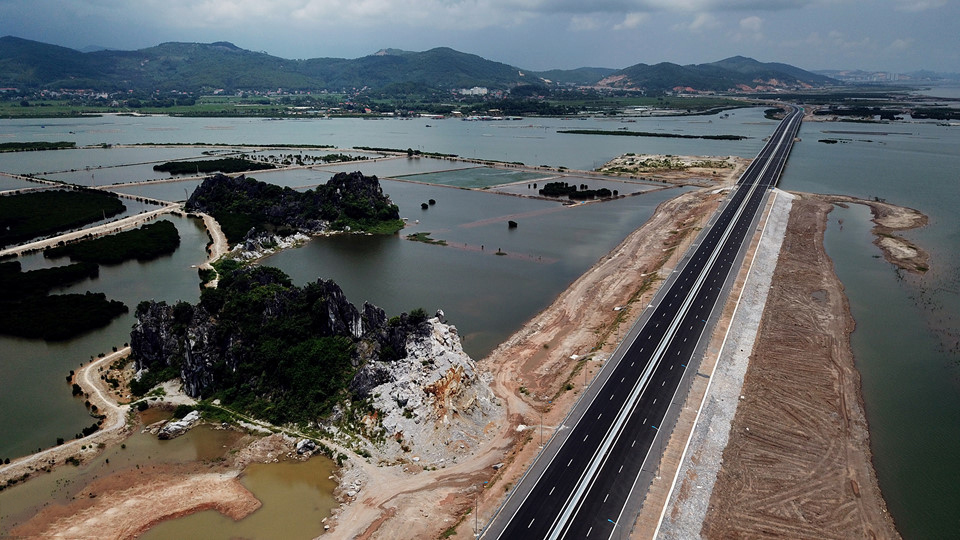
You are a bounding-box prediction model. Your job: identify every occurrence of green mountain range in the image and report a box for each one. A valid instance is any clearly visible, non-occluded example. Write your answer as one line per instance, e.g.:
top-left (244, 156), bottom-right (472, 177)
top-left (0, 36), bottom-right (834, 93)
top-left (602, 56), bottom-right (836, 91)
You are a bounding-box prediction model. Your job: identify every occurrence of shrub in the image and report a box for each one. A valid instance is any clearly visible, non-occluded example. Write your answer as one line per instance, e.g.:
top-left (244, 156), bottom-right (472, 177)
top-left (172, 404), bottom-right (195, 419)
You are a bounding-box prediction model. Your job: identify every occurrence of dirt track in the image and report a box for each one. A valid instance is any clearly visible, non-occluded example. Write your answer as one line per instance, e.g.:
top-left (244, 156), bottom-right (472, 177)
top-left (323, 187), bottom-right (726, 540)
top-left (0, 349), bottom-right (133, 487)
top-left (701, 196), bottom-right (899, 539)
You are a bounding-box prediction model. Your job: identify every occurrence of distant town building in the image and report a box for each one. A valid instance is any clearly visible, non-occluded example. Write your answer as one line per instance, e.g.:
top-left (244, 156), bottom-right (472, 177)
top-left (459, 87), bottom-right (489, 96)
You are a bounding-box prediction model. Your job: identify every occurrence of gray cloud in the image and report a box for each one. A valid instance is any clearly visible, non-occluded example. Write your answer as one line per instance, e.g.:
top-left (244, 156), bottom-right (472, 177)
top-left (0, 0), bottom-right (956, 72)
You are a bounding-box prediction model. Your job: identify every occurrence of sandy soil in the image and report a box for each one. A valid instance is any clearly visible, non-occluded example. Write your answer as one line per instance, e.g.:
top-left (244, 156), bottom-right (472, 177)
top-left (701, 195), bottom-right (900, 539)
top-left (9, 466), bottom-right (260, 540)
top-left (597, 153), bottom-right (751, 187)
top-left (194, 210), bottom-right (230, 287)
top-left (319, 186), bottom-right (727, 540)
top-left (814, 194), bottom-right (929, 273)
top-left (6, 423), bottom-right (295, 539)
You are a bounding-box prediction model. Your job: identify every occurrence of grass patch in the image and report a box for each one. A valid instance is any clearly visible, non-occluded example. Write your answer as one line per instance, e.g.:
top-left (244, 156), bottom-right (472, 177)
top-left (405, 232), bottom-right (447, 245)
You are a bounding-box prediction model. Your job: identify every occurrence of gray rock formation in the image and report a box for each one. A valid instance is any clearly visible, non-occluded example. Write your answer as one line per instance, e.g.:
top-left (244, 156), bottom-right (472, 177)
top-left (158, 410), bottom-right (201, 440)
top-left (131, 267), bottom-right (419, 405)
top-left (350, 318), bottom-right (501, 464)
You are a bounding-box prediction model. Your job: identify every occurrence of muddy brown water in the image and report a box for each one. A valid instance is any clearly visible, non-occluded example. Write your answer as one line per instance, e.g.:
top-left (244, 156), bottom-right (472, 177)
top-left (138, 456), bottom-right (338, 540)
top-left (0, 421), bottom-right (337, 538)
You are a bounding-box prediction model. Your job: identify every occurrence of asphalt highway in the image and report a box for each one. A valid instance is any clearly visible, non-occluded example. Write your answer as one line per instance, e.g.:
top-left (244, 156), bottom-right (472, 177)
top-left (484, 106), bottom-right (803, 540)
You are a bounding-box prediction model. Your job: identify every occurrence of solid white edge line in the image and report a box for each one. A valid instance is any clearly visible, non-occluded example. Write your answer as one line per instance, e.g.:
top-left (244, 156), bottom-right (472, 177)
top-left (550, 116), bottom-right (792, 539)
top-left (649, 183), bottom-right (789, 539)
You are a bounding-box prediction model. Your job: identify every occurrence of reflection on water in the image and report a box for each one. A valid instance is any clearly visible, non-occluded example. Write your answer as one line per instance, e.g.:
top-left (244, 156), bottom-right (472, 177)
top-left (783, 119), bottom-right (960, 539)
top-left (139, 455), bottom-right (338, 540)
top-left (0, 424), bottom-right (245, 533)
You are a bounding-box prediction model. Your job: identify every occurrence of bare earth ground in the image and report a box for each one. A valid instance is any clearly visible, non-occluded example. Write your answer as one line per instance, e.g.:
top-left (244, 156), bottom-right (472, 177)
top-left (3, 152), bottom-right (916, 539)
top-left (598, 154), bottom-right (750, 187)
top-left (194, 210), bottom-right (229, 287)
top-left (700, 195), bottom-right (900, 539)
top-left (10, 467), bottom-right (260, 540)
top-left (326, 187), bottom-right (727, 540)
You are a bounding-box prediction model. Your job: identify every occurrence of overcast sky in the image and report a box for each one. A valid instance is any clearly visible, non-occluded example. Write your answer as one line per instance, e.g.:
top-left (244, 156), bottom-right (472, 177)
top-left (1, 0), bottom-right (957, 73)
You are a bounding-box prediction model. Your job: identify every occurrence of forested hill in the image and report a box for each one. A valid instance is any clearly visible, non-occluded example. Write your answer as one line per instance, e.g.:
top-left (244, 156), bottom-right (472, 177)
top-left (599, 56), bottom-right (835, 92)
top-left (0, 35), bottom-right (834, 94)
top-left (0, 37), bottom-right (530, 92)
top-left (184, 172), bottom-right (401, 243)
top-left (131, 266), bottom-right (429, 424)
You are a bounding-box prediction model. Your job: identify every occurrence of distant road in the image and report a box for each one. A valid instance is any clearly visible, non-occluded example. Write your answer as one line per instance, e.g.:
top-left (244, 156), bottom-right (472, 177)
top-left (484, 106), bottom-right (803, 539)
top-left (0, 203), bottom-right (180, 258)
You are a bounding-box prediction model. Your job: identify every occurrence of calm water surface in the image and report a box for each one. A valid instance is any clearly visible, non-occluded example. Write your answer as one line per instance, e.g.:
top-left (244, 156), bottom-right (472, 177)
top-left (0, 110), bottom-right (957, 537)
top-left (0, 422), bottom-right (335, 539)
top-left (265, 181), bottom-right (689, 358)
top-left (0, 215), bottom-right (210, 459)
top-left (139, 456), bottom-right (338, 540)
top-left (0, 108), bottom-right (774, 170)
top-left (782, 120), bottom-right (960, 539)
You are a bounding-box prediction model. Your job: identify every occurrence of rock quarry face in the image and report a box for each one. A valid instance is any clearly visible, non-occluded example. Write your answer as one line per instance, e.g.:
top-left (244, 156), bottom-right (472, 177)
top-left (352, 318), bottom-right (501, 464)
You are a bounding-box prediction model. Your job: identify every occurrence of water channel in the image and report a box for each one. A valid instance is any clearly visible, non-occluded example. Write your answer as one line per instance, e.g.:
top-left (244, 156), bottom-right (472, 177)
top-left (1, 106), bottom-right (957, 537)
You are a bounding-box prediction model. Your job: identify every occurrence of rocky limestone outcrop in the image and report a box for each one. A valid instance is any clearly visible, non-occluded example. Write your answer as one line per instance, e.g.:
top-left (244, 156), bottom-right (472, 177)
top-left (185, 171), bottom-right (399, 244)
top-left (235, 230), bottom-right (311, 261)
top-left (131, 267), bottom-right (414, 401)
top-left (158, 410), bottom-right (201, 440)
top-left (349, 317), bottom-right (501, 464)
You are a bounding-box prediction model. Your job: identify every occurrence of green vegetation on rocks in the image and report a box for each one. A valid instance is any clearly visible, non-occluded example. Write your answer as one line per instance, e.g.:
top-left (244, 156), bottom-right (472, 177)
top-left (131, 266), bottom-right (428, 425)
top-left (185, 172), bottom-right (401, 244)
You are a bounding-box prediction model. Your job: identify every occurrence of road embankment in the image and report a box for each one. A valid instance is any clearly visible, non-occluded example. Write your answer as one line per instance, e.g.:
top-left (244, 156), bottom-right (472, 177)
top-left (0, 204), bottom-right (180, 259)
top-left (0, 348), bottom-right (132, 487)
top-left (671, 193), bottom-right (900, 539)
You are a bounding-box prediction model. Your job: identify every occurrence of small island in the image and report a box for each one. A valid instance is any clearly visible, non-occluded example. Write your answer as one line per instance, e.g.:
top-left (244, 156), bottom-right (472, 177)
top-left (185, 171), bottom-right (402, 245)
top-left (44, 220), bottom-right (181, 265)
top-left (153, 157), bottom-right (275, 175)
top-left (131, 266), bottom-right (429, 424)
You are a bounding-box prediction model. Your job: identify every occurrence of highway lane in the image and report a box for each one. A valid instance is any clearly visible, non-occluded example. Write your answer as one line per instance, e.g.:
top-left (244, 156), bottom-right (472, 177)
top-left (484, 106), bottom-right (803, 539)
